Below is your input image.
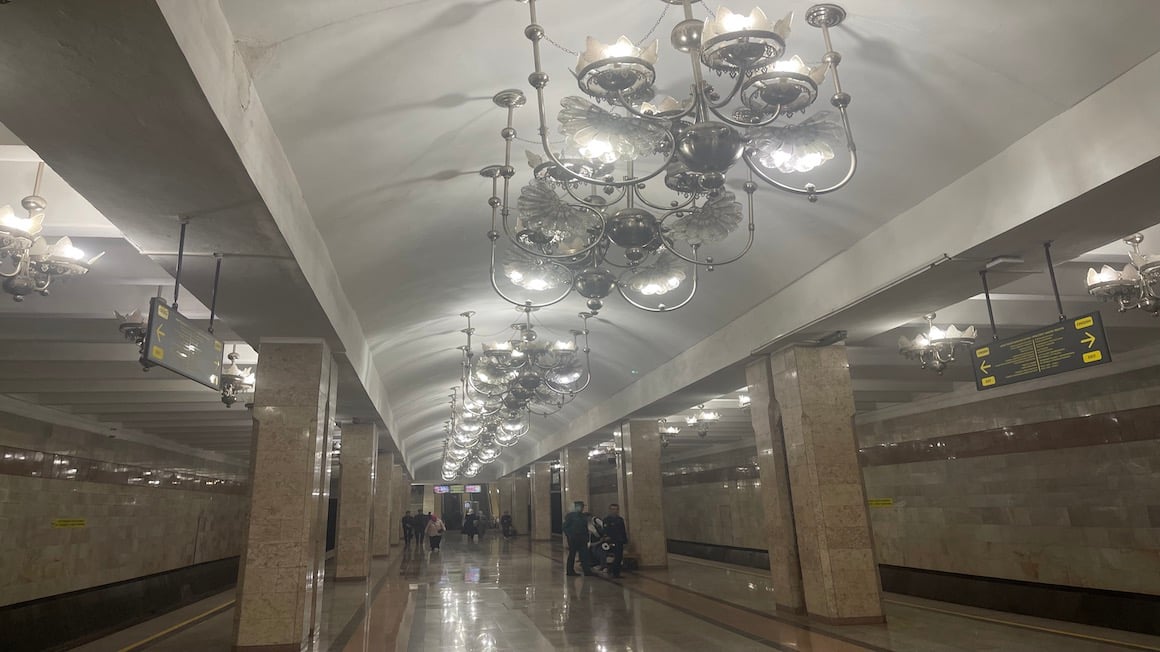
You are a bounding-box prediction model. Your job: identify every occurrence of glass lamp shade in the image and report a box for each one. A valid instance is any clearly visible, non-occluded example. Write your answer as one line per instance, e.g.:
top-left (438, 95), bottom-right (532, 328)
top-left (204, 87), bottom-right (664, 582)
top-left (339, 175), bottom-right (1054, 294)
top-left (495, 430), bottom-right (521, 446)
top-left (545, 357), bottom-right (585, 387)
top-left (558, 96), bottom-right (669, 164)
top-left (575, 36), bottom-right (659, 74)
top-left (753, 113), bottom-right (844, 174)
top-left (701, 7), bottom-right (791, 73)
top-left (623, 252), bottom-right (686, 296)
top-left (0, 204), bottom-right (42, 238)
top-left (454, 413), bottom-right (483, 435)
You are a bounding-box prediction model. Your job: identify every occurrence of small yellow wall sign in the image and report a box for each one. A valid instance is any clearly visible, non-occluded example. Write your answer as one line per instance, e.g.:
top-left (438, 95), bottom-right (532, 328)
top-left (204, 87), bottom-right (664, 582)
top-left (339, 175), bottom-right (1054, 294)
top-left (52, 518), bottom-right (86, 528)
top-left (867, 499), bottom-right (894, 508)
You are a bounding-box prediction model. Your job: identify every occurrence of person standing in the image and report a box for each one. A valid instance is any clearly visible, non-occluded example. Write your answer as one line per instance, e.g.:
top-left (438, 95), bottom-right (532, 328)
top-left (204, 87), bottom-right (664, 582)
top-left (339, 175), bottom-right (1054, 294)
top-left (563, 501), bottom-right (595, 576)
top-left (602, 503), bottom-right (628, 578)
top-left (412, 511), bottom-right (427, 548)
top-left (426, 513), bottom-right (446, 552)
top-left (401, 510), bottom-right (414, 547)
top-left (463, 509), bottom-right (478, 543)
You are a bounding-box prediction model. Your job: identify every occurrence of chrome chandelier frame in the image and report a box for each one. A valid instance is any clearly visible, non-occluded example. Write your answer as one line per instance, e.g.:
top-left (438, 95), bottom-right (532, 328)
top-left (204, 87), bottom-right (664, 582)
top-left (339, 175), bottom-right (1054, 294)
top-left (898, 313), bottom-right (977, 374)
top-left (480, 0), bottom-right (855, 313)
top-left (1086, 233), bottom-right (1160, 315)
top-left (441, 308), bottom-right (594, 480)
top-left (0, 163), bottom-right (103, 301)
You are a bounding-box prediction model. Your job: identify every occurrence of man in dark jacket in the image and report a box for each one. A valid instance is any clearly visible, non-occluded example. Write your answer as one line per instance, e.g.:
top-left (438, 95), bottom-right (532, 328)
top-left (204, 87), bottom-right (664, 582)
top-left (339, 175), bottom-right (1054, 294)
top-left (602, 503), bottom-right (628, 578)
top-left (412, 511), bottom-right (427, 548)
top-left (562, 501), bottom-right (594, 576)
top-left (402, 510), bottom-right (414, 547)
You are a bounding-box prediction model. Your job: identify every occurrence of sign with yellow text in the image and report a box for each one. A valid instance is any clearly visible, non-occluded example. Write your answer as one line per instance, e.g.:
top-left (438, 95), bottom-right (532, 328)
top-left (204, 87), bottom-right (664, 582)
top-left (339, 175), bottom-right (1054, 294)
top-left (971, 311), bottom-right (1110, 391)
top-left (52, 519), bottom-right (86, 528)
top-left (867, 499), bottom-right (894, 508)
top-left (141, 296), bottom-right (224, 390)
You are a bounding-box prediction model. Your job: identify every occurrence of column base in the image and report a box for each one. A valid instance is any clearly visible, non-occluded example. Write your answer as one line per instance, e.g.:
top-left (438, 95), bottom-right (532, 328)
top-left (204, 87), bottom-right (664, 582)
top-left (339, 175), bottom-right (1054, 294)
top-left (233, 645), bottom-right (297, 652)
top-left (807, 612), bottom-right (886, 626)
top-left (775, 603), bottom-right (806, 616)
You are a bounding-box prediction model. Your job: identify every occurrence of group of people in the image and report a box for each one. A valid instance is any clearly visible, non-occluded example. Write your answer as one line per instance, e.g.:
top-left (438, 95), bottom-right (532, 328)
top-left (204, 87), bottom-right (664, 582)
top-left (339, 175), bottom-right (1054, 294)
top-left (402, 510), bottom-right (446, 551)
top-left (563, 501), bottom-right (628, 578)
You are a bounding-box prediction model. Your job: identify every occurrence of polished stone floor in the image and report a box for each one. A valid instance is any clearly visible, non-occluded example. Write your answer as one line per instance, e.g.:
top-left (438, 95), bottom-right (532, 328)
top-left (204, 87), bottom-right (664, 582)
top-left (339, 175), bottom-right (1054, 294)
top-left (76, 534), bottom-right (1160, 651)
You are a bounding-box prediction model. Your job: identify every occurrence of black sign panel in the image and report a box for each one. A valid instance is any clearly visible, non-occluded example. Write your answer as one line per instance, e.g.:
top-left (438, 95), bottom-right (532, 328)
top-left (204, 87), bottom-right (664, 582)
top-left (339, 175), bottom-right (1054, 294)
top-left (971, 311), bottom-right (1111, 391)
top-left (141, 297), bottom-right (224, 390)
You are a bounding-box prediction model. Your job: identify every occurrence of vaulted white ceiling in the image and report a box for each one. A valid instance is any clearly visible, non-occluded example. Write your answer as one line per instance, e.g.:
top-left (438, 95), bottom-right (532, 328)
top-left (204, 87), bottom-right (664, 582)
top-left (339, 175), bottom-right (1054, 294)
top-left (214, 0), bottom-right (1160, 477)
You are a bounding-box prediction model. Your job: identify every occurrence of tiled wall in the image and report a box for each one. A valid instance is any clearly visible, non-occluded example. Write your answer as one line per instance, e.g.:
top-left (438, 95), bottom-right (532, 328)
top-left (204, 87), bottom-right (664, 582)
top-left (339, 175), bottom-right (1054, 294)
top-left (859, 366), bottom-right (1160, 596)
top-left (661, 448), bottom-right (766, 551)
top-left (0, 411), bottom-right (249, 607)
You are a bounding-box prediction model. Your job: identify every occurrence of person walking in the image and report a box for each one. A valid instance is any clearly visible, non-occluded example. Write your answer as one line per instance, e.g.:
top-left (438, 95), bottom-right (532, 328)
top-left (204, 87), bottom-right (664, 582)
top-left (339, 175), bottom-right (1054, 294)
top-left (425, 513), bottom-right (446, 552)
top-left (602, 503), bottom-right (628, 578)
top-left (500, 510), bottom-right (514, 539)
top-left (412, 511), bottom-right (427, 548)
top-left (401, 510), bottom-right (414, 547)
top-left (463, 509), bottom-right (478, 543)
top-left (563, 501), bottom-right (595, 576)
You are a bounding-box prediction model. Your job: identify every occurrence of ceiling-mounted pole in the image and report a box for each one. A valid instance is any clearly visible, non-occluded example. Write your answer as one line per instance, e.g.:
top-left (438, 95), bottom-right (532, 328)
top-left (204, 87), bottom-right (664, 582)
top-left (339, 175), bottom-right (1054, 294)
top-left (172, 219), bottom-right (189, 311)
top-left (979, 270), bottom-right (998, 341)
top-left (1043, 241), bottom-right (1065, 321)
top-left (208, 254), bottom-right (223, 334)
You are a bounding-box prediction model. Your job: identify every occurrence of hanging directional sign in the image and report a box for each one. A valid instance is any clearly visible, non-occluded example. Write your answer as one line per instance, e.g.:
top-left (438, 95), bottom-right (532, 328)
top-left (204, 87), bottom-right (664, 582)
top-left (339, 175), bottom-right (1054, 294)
top-left (971, 311), bottom-right (1111, 391)
top-left (141, 296), bottom-right (224, 391)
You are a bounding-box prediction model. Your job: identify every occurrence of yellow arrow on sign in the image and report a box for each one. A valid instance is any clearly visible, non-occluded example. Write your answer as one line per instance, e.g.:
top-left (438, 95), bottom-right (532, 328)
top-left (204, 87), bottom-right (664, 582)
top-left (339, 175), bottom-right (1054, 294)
top-left (1081, 332), bottom-right (1096, 349)
top-left (980, 360), bottom-right (991, 374)
top-left (155, 323), bottom-right (165, 341)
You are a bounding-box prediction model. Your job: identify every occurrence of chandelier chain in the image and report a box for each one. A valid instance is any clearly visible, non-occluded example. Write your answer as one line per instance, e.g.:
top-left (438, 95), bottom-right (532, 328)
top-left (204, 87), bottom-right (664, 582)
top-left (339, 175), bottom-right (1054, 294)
top-left (541, 4), bottom-right (671, 57)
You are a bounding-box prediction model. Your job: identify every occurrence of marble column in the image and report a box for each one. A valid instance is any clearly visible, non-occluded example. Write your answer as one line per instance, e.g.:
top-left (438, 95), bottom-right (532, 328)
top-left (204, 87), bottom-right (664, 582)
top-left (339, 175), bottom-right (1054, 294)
top-left (233, 339), bottom-right (336, 651)
top-left (422, 485), bottom-right (435, 516)
top-left (561, 448), bottom-right (590, 513)
top-left (371, 452), bottom-right (394, 558)
top-left (613, 427), bottom-right (630, 524)
top-left (390, 465), bottom-right (406, 546)
top-left (746, 357), bottom-right (806, 614)
top-left (770, 345), bottom-right (884, 624)
top-left (335, 423), bottom-right (376, 580)
top-left (530, 462), bottom-right (552, 541)
top-left (512, 473), bottom-right (531, 536)
top-left (622, 420), bottom-right (667, 568)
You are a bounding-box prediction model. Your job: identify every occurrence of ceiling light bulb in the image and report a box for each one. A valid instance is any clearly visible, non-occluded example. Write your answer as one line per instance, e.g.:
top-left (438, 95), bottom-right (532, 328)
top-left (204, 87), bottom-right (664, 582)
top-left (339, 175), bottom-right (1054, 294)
top-left (604, 37), bottom-right (637, 58)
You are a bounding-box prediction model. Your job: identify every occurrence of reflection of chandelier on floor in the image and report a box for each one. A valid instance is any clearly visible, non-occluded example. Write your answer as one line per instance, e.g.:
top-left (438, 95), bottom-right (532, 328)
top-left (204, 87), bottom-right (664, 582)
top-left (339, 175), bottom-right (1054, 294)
top-left (898, 313), bottom-right (977, 373)
top-left (1085, 233), bottom-right (1160, 315)
top-left (481, 1), bottom-right (855, 313)
top-left (0, 163), bottom-right (103, 301)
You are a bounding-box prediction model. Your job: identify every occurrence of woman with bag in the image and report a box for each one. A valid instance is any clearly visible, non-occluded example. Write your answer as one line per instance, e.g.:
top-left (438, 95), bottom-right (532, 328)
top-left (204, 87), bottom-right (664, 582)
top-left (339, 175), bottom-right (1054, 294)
top-left (425, 514), bottom-right (446, 552)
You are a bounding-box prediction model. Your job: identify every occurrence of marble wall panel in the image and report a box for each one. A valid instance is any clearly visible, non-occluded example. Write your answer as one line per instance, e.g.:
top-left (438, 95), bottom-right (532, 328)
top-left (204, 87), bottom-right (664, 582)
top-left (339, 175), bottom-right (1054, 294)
top-left (0, 411), bottom-right (248, 608)
top-left (0, 474), bottom-right (245, 606)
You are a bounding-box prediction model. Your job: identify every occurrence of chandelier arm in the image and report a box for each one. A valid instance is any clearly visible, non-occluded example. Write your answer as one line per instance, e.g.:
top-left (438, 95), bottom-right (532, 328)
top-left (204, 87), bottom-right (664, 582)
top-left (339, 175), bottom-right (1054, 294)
top-left (499, 198), bottom-right (609, 261)
top-left (701, 93), bottom-right (783, 129)
top-left (705, 72), bottom-right (749, 110)
top-left (632, 185), bottom-right (697, 212)
top-left (614, 259), bottom-right (699, 312)
top-left (660, 183), bottom-right (755, 267)
top-left (561, 180), bottom-right (627, 208)
top-left (742, 107), bottom-right (858, 196)
top-left (613, 88), bottom-right (700, 122)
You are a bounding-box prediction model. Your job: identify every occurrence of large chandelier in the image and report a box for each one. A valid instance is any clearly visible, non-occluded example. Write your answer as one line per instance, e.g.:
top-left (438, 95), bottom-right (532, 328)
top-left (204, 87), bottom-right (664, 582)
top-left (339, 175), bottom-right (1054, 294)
top-left (441, 387), bottom-right (533, 481)
top-left (481, 1), bottom-right (855, 313)
top-left (1085, 233), bottom-right (1160, 314)
top-left (0, 163), bottom-right (103, 301)
top-left (459, 309), bottom-right (593, 415)
top-left (898, 313), bottom-right (977, 373)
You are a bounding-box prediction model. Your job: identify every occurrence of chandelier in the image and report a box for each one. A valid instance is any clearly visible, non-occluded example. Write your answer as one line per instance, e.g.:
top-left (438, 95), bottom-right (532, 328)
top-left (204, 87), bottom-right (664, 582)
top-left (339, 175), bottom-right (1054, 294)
top-left (657, 417), bottom-right (681, 448)
top-left (220, 347), bottom-right (255, 407)
top-left (482, 1), bottom-right (855, 313)
top-left (898, 313), bottom-right (977, 373)
top-left (1085, 233), bottom-right (1160, 314)
top-left (115, 309), bottom-right (148, 350)
top-left (0, 163), bottom-right (103, 301)
top-left (441, 387), bottom-right (533, 481)
top-left (685, 404), bottom-right (720, 437)
top-left (459, 309), bottom-right (593, 415)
